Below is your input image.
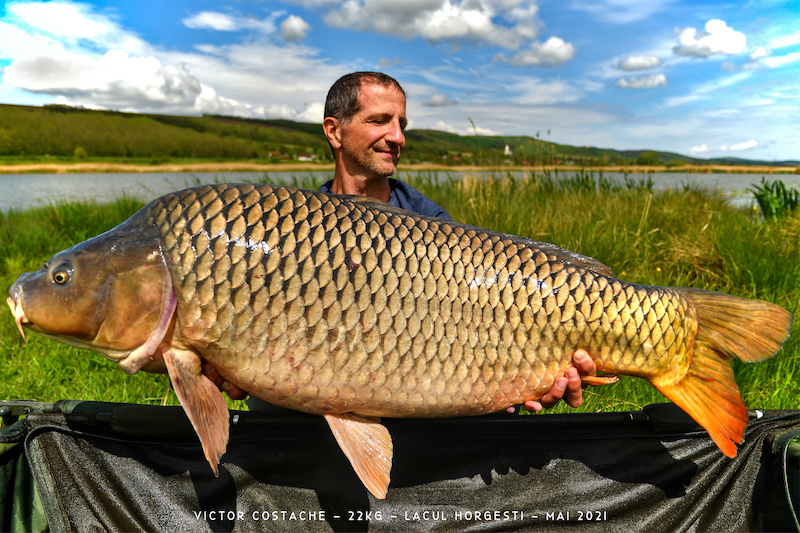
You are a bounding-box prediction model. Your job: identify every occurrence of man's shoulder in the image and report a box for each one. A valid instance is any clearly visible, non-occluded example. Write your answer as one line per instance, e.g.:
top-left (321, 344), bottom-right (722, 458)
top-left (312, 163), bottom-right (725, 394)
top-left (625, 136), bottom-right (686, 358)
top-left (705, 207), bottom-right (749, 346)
top-left (389, 179), bottom-right (451, 219)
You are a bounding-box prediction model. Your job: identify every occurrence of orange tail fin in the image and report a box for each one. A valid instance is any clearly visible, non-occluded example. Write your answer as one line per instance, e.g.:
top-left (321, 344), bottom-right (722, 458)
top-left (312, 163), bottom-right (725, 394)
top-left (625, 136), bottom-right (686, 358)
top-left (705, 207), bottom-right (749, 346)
top-left (652, 288), bottom-right (792, 457)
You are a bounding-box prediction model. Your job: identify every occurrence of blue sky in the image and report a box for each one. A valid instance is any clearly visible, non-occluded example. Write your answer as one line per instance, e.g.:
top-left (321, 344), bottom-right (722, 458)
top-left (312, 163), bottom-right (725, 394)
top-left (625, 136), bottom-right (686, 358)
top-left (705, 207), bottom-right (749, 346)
top-left (0, 0), bottom-right (798, 161)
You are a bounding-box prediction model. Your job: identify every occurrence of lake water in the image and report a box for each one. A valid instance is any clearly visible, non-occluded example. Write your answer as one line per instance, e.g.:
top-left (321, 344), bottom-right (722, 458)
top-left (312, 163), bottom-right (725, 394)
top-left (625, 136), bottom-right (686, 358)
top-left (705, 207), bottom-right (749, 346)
top-left (1, 170), bottom-right (798, 212)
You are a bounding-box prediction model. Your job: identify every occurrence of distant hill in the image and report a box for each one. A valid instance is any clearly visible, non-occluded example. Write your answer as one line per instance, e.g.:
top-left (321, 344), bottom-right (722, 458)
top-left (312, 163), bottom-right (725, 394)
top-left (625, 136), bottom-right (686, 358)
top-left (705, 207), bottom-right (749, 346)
top-left (0, 103), bottom-right (796, 168)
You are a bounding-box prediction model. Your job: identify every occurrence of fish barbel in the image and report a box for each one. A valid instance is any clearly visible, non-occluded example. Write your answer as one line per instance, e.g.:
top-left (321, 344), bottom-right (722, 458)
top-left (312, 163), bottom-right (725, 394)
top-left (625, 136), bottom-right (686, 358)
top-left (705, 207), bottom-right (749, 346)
top-left (6, 183), bottom-right (793, 498)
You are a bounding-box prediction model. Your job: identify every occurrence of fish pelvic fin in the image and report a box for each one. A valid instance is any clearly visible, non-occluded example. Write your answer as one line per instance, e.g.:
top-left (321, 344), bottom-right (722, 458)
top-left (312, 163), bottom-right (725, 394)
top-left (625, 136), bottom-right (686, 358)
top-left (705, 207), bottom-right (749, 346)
top-left (163, 349), bottom-right (230, 476)
top-left (652, 288), bottom-right (793, 458)
top-left (324, 413), bottom-right (393, 499)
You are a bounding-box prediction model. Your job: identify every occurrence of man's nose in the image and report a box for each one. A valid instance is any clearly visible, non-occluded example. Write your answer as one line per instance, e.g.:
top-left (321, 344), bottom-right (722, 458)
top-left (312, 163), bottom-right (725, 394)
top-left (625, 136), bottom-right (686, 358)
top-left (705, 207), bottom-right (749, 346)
top-left (386, 120), bottom-right (405, 146)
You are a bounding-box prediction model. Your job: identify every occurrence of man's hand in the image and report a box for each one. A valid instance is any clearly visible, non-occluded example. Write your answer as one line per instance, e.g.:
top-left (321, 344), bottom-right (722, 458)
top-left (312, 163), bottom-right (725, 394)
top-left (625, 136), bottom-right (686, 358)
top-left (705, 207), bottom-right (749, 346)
top-left (506, 349), bottom-right (596, 413)
top-left (202, 361), bottom-right (248, 400)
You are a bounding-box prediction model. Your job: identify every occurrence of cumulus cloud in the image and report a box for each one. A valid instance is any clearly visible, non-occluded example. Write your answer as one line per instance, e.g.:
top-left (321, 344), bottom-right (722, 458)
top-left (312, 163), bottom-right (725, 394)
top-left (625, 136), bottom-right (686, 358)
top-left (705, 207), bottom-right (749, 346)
top-left (673, 19), bottom-right (746, 58)
top-left (690, 144), bottom-right (708, 153)
top-left (281, 15), bottom-right (311, 41)
top-left (615, 73), bottom-right (667, 89)
top-left (497, 36), bottom-right (576, 67)
top-left (433, 120), bottom-right (457, 133)
top-left (4, 50), bottom-right (208, 111)
top-left (289, 0), bottom-right (555, 51)
top-left (618, 55), bottom-right (662, 71)
top-left (0, 2), bottom-right (331, 118)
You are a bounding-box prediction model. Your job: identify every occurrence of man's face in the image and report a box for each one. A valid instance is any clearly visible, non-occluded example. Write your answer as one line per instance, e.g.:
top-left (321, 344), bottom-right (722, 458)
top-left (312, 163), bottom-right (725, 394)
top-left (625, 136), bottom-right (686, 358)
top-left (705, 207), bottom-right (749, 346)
top-left (338, 82), bottom-right (407, 179)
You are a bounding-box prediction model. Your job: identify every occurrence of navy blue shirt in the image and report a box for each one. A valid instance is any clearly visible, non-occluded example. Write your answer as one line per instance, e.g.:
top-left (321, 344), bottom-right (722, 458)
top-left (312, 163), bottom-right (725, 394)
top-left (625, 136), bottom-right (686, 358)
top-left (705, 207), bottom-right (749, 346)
top-left (319, 178), bottom-right (451, 220)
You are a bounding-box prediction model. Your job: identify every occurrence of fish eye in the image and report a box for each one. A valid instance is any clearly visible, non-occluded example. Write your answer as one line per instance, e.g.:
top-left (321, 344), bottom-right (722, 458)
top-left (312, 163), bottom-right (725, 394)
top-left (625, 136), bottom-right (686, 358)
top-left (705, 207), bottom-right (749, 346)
top-left (52, 261), bottom-right (74, 285)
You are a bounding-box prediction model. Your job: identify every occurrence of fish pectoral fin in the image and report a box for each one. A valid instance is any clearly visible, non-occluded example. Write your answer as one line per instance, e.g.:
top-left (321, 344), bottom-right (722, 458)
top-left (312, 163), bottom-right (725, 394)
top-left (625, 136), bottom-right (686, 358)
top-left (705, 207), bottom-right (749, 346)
top-left (163, 349), bottom-right (229, 476)
top-left (581, 374), bottom-right (619, 386)
top-left (324, 413), bottom-right (393, 499)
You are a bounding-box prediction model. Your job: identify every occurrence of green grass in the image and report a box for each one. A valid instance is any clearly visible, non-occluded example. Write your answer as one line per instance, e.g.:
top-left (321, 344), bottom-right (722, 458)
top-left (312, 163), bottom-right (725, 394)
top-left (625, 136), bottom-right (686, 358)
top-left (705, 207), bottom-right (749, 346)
top-left (1, 172), bottom-right (798, 414)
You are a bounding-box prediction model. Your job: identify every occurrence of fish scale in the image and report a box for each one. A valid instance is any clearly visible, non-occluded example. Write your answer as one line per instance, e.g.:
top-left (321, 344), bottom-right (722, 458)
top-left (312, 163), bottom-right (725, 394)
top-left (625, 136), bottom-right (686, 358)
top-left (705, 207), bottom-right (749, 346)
top-left (8, 182), bottom-right (792, 499)
top-left (146, 183), bottom-right (688, 417)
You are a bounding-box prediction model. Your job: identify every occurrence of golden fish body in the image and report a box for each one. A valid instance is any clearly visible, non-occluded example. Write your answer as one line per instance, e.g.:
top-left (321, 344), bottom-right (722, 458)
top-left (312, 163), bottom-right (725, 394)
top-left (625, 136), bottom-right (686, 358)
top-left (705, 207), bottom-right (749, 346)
top-left (8, 183), bottom-right (792, 499)
top-left (153, 184), bottom-right (690, 417)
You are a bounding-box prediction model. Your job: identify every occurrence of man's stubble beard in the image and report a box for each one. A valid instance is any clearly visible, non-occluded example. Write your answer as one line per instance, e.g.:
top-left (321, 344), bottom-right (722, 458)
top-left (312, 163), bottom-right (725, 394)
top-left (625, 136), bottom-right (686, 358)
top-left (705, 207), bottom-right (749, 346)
top-left (342, 143), bottom-right (399, 179)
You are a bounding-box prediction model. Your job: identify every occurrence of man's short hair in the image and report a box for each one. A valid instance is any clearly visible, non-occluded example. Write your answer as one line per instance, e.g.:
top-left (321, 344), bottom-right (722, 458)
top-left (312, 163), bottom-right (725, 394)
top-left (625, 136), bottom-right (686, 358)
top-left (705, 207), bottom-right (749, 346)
top-left (324, 72), bottom-right (406, 124)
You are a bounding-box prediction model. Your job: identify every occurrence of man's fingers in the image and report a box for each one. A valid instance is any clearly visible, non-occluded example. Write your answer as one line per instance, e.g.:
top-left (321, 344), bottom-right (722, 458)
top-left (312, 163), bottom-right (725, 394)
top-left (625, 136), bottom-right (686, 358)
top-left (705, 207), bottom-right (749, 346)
top-left (562, 367), bottom-right (584, 408)
top-left (201, 361), bottom-right (248, 400)
top-left (538, 376), bottom-right (568, 409)
top-left (572, 349), bottom-right (597, 377)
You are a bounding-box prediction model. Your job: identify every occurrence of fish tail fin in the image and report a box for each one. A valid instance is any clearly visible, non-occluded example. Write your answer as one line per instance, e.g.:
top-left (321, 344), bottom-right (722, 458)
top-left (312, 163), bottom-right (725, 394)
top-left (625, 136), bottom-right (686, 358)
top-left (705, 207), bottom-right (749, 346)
top-left (652, 288), bottom-right (792, 458)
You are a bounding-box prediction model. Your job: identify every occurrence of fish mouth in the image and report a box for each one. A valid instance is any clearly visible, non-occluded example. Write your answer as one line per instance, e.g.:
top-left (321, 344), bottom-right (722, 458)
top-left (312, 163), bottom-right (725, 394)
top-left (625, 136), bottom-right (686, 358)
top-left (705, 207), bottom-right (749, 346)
top-left (6, 295), bottom-right (29, 341)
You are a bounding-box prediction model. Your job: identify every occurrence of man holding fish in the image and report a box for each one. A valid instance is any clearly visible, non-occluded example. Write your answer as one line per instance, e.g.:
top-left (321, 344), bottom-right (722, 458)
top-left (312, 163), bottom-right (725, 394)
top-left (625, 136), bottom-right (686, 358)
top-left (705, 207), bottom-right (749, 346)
top-left (8, 70), bottom-right (791, 498)
top-left (207, 71), bottom-right (598, 411)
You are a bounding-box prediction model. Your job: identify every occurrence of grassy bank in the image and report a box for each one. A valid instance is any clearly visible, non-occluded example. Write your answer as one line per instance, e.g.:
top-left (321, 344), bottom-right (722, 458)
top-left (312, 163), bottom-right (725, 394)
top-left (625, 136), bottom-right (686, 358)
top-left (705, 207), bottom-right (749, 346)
top-left (1, 172), bottom-right (798, 413)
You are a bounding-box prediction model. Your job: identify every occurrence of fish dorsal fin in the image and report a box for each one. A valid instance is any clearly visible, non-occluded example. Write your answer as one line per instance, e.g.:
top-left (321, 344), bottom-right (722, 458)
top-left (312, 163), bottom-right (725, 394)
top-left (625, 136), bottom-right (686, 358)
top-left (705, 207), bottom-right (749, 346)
top-left (324, 413), bottom-right (393, 499)
top-left (163, 349), bottom-right (230, 475)
top-left (535, 242), bottom-right (616, 277)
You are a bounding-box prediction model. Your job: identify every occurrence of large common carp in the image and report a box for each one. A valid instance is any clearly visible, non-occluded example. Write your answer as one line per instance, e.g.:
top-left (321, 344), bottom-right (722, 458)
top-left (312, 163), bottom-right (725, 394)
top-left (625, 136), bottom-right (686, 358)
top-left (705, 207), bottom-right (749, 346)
top-left (7, 183), bottom-right (792, 498)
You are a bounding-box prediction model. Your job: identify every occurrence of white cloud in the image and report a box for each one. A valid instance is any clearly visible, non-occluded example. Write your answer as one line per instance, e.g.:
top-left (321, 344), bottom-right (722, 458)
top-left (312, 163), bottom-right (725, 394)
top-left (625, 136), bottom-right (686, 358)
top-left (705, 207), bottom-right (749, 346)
top-left (730, 139), bottom-right (757, 151)
top-left (0, 3), bottom-right (331, 118)
top-left (0, 21), bottom-right (63, 59)
top-left (281, 15), bottom-right (311, 41)
top-left (615, 73), bottom-right (667, 89)
top-left (293, 0), bottom-right (546, 50)
top-left (750, 47), bottom-right (769, 60)
top-left (433, 120), bottom-right (457, 133)
top-left (770, 30), bottom-right (800, 49)
top-left (499, 36), bottom-right (576, 67)
top-left (690, 144), bottom-right (708, 153)
top-left (182, 11), bottom-right (278, 34)
top-left (183, 12), bottom-right (240, 31)
top-left (9, 2), bottom-right (109, 39)
top-left (673, 19), bottom-right (746, 58)
top-left (763, 51), bottom-right (800, 69)
top-left (618, 55), bottom-right (662, 71)
top-left (4, 50), bottom-right (207, 110)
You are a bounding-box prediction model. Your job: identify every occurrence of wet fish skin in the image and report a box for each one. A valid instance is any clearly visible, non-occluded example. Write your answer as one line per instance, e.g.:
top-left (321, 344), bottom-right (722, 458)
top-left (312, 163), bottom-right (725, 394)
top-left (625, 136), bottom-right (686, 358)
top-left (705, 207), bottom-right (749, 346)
top-left (150, 184), bottom-right (673, 417)
top-left (7, 183), bottom-right (793, 499)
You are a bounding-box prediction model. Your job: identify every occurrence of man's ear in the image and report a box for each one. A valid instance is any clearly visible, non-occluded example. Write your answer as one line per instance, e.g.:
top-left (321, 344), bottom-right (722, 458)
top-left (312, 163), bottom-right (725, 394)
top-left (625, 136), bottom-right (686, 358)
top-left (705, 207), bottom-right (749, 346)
top-left (322, 116), bottom-right (343, 149)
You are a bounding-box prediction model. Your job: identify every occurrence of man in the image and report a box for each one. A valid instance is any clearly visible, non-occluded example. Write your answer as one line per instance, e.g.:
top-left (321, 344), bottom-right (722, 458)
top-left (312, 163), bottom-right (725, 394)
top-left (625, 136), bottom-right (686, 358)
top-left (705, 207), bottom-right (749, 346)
top-left (318, 71), bottom-right (451, 219)
top-left (209, 71), bottom-right (597, 411)
top-left (320, 71), bottom-right (596, 412)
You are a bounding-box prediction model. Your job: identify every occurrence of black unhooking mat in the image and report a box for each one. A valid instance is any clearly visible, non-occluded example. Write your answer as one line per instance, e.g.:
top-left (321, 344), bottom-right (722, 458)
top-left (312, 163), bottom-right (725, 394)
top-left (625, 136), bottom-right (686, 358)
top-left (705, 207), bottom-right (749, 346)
top-left (1, 401), bottom-right (798, 533)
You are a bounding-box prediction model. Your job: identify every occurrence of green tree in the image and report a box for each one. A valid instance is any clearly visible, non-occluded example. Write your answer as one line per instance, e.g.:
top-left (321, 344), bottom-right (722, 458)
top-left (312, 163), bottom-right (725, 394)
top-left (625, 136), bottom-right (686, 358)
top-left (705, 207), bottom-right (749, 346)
top-left (636, 151), bottom-right (660, 165)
